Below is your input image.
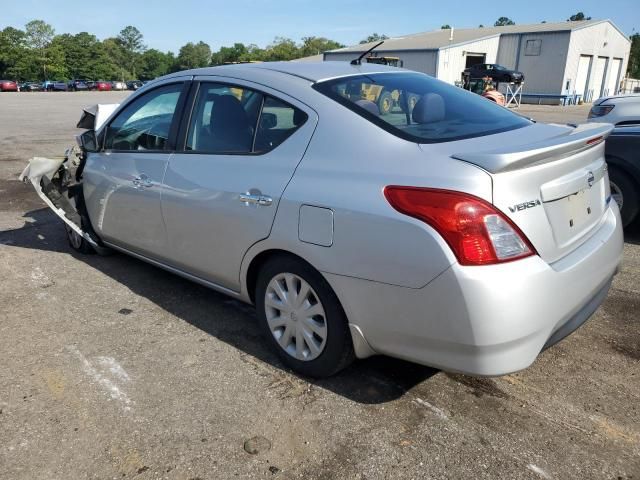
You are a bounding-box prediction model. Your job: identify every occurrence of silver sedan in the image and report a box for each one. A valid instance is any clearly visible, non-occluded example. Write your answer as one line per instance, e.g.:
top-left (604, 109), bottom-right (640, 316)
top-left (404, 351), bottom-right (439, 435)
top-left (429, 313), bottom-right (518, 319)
top-left (23, 62), bottom-right (623, 377)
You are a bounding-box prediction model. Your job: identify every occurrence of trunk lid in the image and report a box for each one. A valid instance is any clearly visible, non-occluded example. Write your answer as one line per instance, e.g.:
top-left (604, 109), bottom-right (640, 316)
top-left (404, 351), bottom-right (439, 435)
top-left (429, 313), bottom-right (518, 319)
top-left (442, 122), bottom-right (614, 263)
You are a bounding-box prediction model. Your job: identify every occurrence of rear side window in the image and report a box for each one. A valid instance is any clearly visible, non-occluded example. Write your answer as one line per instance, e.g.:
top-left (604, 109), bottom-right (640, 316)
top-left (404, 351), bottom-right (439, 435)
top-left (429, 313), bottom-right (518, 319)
top-left (186, 82), bottom-right (307, 154)
top-left (254, 97), bottom-right (308, 153)
top-left (105, 83), bottom-right (183, 151)
top-left (313, 72), bottom-right (530, 143)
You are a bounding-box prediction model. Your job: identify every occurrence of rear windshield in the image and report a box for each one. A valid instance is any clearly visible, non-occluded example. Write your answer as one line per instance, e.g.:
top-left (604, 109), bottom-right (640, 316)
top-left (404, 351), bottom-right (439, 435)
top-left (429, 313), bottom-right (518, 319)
top-left (313, 72), bottom-right (530, 143)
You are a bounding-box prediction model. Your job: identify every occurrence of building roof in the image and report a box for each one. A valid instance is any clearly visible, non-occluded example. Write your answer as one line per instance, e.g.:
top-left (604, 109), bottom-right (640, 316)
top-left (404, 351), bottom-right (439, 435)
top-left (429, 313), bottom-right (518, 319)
top-left (291, 54), bottom-right (325, 63)
top-left (326, 19), bottom-right (624, 53)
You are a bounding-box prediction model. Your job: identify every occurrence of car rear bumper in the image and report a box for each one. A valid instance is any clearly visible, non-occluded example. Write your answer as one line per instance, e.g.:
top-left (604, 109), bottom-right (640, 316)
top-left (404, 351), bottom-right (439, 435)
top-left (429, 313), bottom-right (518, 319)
top-left (324, 203), bottom-right (623, 376)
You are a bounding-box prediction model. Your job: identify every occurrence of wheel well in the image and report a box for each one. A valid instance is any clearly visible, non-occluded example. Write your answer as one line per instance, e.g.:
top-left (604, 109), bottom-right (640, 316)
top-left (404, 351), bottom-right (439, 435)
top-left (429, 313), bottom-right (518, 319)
top-left (245, 249), bottom-right (314, 304)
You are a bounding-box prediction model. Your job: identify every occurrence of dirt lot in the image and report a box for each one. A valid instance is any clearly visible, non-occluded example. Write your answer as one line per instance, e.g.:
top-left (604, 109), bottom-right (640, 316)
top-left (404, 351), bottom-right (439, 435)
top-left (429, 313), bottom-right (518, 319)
top-left (0, 92), bottom-right (639, 480)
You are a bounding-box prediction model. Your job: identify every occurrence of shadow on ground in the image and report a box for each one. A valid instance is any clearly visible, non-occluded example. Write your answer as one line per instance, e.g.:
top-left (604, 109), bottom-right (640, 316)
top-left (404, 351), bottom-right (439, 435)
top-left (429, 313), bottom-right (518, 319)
top-left (1, 207), bottom-right (438, 404)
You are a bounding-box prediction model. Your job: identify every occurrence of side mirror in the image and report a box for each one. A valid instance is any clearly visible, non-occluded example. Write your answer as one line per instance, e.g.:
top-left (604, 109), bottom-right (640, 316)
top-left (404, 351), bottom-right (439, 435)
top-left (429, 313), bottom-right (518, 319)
top-left (260, 112), bottom-right (277, 130)
top-left (76, 129), bottom-right (99, 153)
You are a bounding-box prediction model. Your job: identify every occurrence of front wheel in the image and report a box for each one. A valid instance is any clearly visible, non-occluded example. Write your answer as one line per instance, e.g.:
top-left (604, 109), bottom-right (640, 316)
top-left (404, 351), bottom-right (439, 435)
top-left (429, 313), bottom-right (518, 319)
top-left (255, 255), bottom-right (354, 377)
top-left (65, 225), bottom-right (94, 254)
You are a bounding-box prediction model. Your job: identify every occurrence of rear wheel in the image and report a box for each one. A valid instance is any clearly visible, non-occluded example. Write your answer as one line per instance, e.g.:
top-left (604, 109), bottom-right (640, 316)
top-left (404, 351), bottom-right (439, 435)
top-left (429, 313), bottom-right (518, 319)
top-left (255, 255), bottom-right (354, 377)
top-left (609, 166), bottom-right (639, 227)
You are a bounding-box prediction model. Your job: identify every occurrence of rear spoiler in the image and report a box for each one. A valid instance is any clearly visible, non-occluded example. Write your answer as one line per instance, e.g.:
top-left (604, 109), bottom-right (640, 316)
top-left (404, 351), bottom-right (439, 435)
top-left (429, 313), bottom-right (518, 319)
top-left (76, 103), bottom-right (120, 130)
top-left (451, 123), bottom-right (614, 174)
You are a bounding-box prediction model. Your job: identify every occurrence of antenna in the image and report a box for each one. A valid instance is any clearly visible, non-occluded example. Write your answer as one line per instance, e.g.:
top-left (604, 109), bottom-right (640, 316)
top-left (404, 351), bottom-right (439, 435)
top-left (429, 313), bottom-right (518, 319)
top-left (351, 41), bottom-right (385, 65)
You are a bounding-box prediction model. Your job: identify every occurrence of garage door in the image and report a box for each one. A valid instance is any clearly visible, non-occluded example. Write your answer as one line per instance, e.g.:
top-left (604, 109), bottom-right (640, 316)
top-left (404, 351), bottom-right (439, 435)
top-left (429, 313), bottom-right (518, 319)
top-left (605, 58), bottom-right (622, 97)
top-left (575, 55), bottom-right (592, 97)
top-left (590, 57), bottom-right (608, 101)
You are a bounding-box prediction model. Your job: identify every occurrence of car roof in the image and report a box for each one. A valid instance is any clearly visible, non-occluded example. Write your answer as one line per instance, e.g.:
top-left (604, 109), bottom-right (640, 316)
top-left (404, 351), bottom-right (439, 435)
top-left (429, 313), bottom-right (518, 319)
top-left (160, 61), bottom-right (404, 83)
top-left (611, 125), bottom-right (640, 134)
top-left (597, 94), bottom-right (640, 103)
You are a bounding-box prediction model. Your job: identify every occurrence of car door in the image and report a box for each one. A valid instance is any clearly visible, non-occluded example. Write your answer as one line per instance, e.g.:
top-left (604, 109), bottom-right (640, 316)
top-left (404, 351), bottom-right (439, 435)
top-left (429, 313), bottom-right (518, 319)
top-left (82, 80), bottom-right (190, 258)
top-left (161, 77), bottom-right (317, 291)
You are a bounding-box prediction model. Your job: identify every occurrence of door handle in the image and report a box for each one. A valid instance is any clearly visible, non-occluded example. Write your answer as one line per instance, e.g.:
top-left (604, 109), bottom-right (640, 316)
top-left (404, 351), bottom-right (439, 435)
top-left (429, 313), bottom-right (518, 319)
top-left (239, 193), bottom-right (273, 206)
top-left (132, 174), bottom-right (153, 189)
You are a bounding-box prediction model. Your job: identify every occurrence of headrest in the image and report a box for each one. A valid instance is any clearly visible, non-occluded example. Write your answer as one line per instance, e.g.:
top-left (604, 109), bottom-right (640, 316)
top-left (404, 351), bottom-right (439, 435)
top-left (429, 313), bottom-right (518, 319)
top-left (210, 95), bottom-right (249, 129)
top-left (412, 93), bottom-right (445, 124)
top-left (355, 99), bottom-right (380, 116)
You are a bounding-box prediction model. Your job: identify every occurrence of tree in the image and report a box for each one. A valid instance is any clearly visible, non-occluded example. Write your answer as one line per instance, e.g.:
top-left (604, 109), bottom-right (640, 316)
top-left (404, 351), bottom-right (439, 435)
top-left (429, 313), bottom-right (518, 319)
top-left (441, 25), bottom-right (451, 29)
top-left (263, 37), bottom-right (298, 61)
top-left (359, 33), bottom-right (388, 44)
top-left (568, 12), bottom-right (591, 21)
top-left (117, 26), bottom-right (145, 78)
top-left (0, 27), bottom-right (28, 79)
top-left (494, 17), bottom-right (515, 26)
top-left (478, 24), bottom-right (484, 28)
top-left (174, 41), bottom-right (211, 70)
top-left (299, 36), bottom-right (343, 57)
top-left (139, 49), bottom-right (174, 80)
top-left (628, 33), bottom-right (640, 78)
top-left (210, 42), bottom-right (248, 65)
top-left (25, 20), bottom-right (55, 79)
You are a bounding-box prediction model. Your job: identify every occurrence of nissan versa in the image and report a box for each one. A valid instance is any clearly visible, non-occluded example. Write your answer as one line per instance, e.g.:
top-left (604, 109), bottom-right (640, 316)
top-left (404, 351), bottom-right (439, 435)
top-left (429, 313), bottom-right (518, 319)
top-left (21, 62), bottom-right (623, 378)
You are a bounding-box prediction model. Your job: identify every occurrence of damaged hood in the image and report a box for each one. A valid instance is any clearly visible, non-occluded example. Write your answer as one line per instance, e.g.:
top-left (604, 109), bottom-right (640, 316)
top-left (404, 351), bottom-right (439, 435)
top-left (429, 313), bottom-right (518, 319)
top-left (76, 103), bottom-right (119, 130)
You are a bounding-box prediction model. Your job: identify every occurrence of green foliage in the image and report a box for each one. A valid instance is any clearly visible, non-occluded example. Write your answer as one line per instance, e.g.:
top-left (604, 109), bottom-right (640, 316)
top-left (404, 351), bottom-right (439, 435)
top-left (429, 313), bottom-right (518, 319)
top-left (299, 37), bottom-right (343, 57)
top-left (0, 20), bottom-right (346, 81)
top-left (629, 33), bottom-right (640, 78)
top-left (117, 26), bottom-right (145, 78)
top-left (568, 12), bottom-right (591, 21)
top-left (175, 41), bottom-right (211, 70)
top-left (441, 25), bottom-right (451, 29)
top-left (139, 49), bottom-right (174, 80)
top-left (494, 17), bottom-right (516, 26)
top-left (359, 33), bottom-right (389, 44)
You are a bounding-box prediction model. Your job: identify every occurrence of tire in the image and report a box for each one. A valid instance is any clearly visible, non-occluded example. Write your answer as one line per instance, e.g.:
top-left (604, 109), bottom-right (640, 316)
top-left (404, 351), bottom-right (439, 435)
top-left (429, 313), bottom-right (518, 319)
top-left (255, 255), bottom-right (354, 378)
top-left (609, 166), bottom-right (639, 228)
top-left (377, 91), bottom-right (394, 115)
top-left (65, 225), bottom-right (95, 254)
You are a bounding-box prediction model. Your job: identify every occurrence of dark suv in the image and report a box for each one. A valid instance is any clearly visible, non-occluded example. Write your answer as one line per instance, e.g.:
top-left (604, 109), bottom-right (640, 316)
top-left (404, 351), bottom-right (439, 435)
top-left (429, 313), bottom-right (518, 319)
top-left (463, 64), bottom-right (524, 83)
top-left (68, 79), bottom-right (90, 91)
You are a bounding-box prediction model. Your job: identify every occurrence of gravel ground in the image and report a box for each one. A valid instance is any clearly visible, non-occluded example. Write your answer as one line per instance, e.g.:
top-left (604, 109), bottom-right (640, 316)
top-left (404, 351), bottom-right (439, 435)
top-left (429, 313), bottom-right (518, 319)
top-left (0, 91), bottom-right (638, 480)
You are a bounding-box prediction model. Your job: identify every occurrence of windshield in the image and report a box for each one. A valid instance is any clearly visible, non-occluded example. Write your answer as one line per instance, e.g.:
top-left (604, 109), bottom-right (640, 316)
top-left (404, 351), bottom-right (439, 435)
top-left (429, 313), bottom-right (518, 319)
top-left (493, 65), bottom-right (507, 71)
top-left (313, 72), bottom-right (530, 143)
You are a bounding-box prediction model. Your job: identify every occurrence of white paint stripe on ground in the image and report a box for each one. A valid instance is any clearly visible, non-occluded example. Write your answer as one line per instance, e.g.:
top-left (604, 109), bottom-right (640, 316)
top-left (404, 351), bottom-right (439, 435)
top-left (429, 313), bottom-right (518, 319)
top-left (527, 464), bottom-right (552, 479)
top-left (413, 398), bottom-right (448, 420)
top-left (66, 346), bottom-right (132, 410)
top-left (96, 356), bottom-right (131, 382)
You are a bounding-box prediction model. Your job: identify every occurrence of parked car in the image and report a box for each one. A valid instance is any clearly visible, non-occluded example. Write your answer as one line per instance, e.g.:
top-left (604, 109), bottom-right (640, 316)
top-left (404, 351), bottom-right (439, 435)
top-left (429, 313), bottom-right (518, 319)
top-left (21, 62), bottom-right (622, 378)
top-left (588, 94), bottom-right (640, 126)
top-left (44, 80), bottom-right (69, 92)
top-left (19, 81), bottom-right (43, 92)
top-left (464, 63), bottom-right (525, 83)
top-left (126, 80), bottom-right (143, 91)
top-left (604, 125), bottom-right (640, 227)
top-left (0, 80), bottom-right (18, 92)
top-left (68, 79), bottom-right (90, 91)
top-left (92, 81), bottom-right (112, 91)
top-left (111, 81), bottom-right (126, 91)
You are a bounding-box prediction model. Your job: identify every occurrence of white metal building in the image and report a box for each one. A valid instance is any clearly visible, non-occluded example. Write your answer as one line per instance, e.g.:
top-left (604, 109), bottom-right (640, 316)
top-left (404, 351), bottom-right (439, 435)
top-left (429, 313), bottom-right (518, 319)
top-left (324, 20), bottom-right (631, 103)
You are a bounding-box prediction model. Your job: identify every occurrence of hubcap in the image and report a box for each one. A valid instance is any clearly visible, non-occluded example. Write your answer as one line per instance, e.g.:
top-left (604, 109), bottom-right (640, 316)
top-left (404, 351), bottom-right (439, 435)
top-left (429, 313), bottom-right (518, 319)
top-left (264, 273), bottom-right (327, 361)
top-left (610, 181), bottom-right (624, 211)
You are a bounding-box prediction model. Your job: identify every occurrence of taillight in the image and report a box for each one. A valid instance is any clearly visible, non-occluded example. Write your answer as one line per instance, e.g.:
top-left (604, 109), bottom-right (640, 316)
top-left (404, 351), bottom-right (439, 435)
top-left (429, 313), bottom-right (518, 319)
top-left (588, 105), bottom-right (614, 118)
top-left (384, 186), bottom-right (536, 266)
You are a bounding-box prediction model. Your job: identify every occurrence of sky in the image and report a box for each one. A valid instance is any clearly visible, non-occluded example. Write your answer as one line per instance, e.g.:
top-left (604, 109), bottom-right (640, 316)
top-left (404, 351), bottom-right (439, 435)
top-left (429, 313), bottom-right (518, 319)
top-left (2, 0), bottom-right (638, 53)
